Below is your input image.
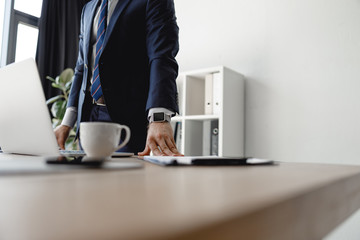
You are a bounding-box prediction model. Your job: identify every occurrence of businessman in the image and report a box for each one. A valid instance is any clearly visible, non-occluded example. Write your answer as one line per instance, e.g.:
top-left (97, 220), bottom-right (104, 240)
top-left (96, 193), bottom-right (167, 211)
top-left (55, 0), bottom-right (181, 156)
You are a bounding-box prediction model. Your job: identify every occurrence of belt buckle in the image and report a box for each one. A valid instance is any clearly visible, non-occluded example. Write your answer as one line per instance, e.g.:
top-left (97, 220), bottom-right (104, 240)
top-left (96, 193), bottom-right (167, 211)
top-left (93, 98), bottom-right (106, 106)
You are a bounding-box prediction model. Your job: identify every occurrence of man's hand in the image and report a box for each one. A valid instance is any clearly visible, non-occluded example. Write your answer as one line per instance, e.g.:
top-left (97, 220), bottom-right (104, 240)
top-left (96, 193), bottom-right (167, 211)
top-left (54, 125), bottom-right (71, 150)
top-left (138, 122), bottom-right (183, 156)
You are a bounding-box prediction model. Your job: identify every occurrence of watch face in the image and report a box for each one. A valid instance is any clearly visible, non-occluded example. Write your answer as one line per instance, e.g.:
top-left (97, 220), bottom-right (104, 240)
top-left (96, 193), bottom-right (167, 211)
top-left (153, 112), bottom-right (165, 122)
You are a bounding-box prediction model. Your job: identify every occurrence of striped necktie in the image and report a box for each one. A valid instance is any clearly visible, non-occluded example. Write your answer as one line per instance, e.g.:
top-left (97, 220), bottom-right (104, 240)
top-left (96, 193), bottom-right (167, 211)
top-left (91, 0), bottom-right (108, 101)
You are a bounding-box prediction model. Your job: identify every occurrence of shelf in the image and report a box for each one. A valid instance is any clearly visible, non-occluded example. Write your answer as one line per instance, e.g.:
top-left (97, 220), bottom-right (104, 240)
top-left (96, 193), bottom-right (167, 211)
top-left (172, 66), bottom-right (245, 157)
top-left (172, 115), bottom-right (219, 122)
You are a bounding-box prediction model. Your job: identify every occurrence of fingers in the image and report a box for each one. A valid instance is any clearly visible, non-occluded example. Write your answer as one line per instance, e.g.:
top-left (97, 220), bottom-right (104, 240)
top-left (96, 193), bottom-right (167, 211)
top-left (55, 131), bottom-right (66, 150)
top-left (164, 136), bottom-right (183, 156)
top-left (159, 135), bottom-right (181, 156)
top-left (138, 141), bottom-right (163, 156)
top-left (138, 145), bottom-right (151, 156)
top-left (54, 125), bottom-right (70, 150)
top-left (58, 139), bottom-right (66, 150)
top-left (141, 136), bottom-right (163, 156)
top-left (150, 141), bottom-right (163, 156)
top-left (138, 122), bottom-right (183, 156)
top-left (141, 135), bottom-right (181, 156)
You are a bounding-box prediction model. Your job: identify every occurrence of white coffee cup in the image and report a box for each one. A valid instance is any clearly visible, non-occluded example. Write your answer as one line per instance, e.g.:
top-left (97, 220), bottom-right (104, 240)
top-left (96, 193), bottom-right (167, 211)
top-left (80, 122), bottom-right (131, 158)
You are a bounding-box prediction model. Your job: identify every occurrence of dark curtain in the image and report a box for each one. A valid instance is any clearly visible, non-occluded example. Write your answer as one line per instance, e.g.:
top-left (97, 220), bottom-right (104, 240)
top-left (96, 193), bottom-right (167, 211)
top-left (36, 0), bottom-right (91, 100)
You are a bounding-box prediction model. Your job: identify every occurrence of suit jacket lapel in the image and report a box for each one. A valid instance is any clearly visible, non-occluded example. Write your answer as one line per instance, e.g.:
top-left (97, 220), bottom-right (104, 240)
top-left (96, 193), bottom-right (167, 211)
top-left (102, 0), bottom-right (132, 49)
top-left (84, 0), bottom-right (100, 64)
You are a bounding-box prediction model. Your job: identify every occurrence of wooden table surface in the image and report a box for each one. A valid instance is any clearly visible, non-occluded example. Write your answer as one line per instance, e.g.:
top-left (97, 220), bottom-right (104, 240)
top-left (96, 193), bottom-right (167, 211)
top-left (0, 154), bottom-right (360, 240)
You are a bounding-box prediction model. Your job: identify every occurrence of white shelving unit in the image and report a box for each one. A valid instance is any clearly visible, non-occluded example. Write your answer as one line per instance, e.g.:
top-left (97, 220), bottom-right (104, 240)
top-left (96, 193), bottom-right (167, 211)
top-left (172, 66), bottom-right (245, 157)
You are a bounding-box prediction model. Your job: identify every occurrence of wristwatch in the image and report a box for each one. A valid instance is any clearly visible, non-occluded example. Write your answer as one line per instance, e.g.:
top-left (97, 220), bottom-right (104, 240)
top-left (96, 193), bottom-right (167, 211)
top-left (149, 112), bottom-right (171, 123)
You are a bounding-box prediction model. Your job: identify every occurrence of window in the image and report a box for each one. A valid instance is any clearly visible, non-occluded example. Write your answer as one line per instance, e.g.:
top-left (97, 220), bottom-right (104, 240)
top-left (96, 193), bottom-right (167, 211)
top-left (15, 23), bottom-right (39, 62)
top-left (14, 0), bottom-right (42, 17)
top-left (0, 0), bottom-right (42, 66)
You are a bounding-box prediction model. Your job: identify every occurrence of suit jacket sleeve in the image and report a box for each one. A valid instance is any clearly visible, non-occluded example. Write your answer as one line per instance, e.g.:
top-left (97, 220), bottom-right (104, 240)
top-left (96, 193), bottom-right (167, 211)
top-left (67, 6), bottom-right (86, 108)
top-left (145, 0), bottom-right (180, 113)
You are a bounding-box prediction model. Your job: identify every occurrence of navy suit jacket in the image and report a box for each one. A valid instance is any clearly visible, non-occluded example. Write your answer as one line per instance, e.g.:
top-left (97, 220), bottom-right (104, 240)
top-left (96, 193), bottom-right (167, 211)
top-left (67, 0), bottom-right (179, 152)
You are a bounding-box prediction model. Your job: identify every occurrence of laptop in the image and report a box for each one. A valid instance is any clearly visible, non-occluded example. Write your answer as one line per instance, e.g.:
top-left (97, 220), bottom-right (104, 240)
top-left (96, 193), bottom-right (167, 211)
top-left (0, 58), bottom-right (132, 157)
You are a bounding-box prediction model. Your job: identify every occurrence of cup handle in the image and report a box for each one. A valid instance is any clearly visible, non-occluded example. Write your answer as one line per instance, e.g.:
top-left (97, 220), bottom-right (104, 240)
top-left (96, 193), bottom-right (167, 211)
top-left (115, 125), bottom-right (131, 151)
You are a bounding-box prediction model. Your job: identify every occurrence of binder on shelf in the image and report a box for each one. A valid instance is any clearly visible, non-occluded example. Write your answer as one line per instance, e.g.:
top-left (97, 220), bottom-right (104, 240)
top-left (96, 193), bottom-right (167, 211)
top-left (204, 74), bottom-right (213, 115)
top-left (174, 121), bottom-right (182, 152)
top-left (211, 121), bottom-right (219, 156)
top-left (212, 72), bottom-right (222, 115)
top-left (202, 120), bottom-right (219, 156)
top-left (202, 120), bottom-right (211, 155)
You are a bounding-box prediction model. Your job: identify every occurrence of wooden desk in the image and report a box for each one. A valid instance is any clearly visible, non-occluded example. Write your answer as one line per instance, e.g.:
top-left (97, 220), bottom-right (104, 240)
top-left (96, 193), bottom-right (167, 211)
top-left (0, 154), bottom-right (359, 240)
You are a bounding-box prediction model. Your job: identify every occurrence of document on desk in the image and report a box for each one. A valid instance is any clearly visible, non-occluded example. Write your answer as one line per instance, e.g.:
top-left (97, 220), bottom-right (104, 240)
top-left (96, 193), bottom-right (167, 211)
top-left (143, 156), bottom-right (274, 166)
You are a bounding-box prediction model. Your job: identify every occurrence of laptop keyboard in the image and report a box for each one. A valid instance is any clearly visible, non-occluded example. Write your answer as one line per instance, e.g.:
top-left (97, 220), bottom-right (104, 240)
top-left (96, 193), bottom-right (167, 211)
top-left (59, 150), bottom-right (85, 156)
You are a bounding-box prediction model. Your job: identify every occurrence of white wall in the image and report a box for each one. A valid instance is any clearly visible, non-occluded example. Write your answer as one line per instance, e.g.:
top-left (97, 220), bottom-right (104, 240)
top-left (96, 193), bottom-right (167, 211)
top-left (174, 0), bottom-right (360, 239)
